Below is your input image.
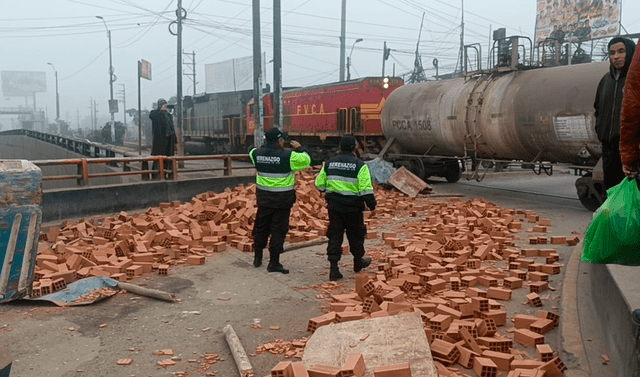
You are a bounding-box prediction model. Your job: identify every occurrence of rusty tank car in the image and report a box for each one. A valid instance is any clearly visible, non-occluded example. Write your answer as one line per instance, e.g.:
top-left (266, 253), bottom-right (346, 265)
top-left (381, 54), bottom-right (609, 210)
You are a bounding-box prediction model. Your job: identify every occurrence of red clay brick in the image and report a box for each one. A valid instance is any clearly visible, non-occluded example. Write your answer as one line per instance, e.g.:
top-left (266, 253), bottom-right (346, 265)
top-left (473, 356), bottom-right (498, 377)
top-left (372, 363), bottom-right (412, 377)
top-left (514, 329), bottom-right (545, 348)
top-left (340, 353), bottom-right (365, 377)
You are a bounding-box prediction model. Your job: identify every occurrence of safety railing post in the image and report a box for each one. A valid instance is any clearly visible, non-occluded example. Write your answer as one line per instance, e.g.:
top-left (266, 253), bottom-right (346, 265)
top-left (224, 156), bottom-right (232, 176)
top-left (171, 158), bottom-right (178, 180)
top-left (158, 156), bottom-right (165, 180)
top-left (78, 159), bottom-right (89, 187)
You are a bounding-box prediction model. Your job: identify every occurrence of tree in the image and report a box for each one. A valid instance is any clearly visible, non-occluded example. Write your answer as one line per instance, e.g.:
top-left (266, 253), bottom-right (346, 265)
top-left (57, 120), bottom-right (70, 136)
top-left (127, 108), bottom-right (151, 143)
top-left (47, 122), bottom-right (58, 134)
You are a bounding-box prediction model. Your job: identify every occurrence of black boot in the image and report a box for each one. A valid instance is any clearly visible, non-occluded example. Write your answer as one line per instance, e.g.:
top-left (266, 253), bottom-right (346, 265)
top-left (253, 248), bottom-right (263, 268)
top-left (354, 256), bottom-right (372, 272)
top-left (330, 261), bottom-right (343, 281)
top-left (267, 252), bottom-right (289, 274)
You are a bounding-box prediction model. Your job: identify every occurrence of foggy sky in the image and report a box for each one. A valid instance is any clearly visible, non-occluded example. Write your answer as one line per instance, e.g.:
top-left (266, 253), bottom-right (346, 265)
top-left (1, 0), bottom-right (639, 130)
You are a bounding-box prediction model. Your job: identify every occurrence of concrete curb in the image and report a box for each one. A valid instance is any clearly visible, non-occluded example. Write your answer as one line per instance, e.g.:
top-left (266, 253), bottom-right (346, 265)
top-left (561, 241), bottom-right (590, 377)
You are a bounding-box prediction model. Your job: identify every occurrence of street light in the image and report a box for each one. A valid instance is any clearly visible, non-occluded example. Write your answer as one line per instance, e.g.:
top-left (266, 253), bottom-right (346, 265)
top-left (96, 15), bottom-right (115, 142)
top-left (47, 62), bottom-right (60, 121)
top-left (347, 38), bottom-right (363, 81)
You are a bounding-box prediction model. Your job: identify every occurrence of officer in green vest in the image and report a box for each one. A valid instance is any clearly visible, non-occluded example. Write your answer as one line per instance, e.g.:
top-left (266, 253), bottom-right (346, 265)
top-left (315, 135), bottom-right (376, 281)
top-left (249, 127), bottom-right (311, 274)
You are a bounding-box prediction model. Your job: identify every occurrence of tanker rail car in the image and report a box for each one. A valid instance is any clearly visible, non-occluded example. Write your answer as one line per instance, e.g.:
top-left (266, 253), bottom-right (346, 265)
top-left (381, 34), bottom-right (614, 211)
top-left (249, 76), bottom-right (404, 161)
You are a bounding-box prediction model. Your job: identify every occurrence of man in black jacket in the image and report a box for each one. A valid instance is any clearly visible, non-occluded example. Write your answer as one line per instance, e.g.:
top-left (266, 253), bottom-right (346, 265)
top-left (149, 98), bottom-right (176, 179)
top-left (315, 135), bottom-right (376, 281)
top-left (249, 128), bottom-right (311, 274)
top-left (594, 37), bottom-right (636, 190)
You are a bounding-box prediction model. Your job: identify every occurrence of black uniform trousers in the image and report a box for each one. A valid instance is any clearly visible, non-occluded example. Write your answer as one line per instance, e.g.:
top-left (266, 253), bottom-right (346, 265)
top-left (602, 138), bottom-right (625, 191)
top-left (326, 210), bottom-right (366, 263)
top-left (253, 206), bottom-right (291, 255)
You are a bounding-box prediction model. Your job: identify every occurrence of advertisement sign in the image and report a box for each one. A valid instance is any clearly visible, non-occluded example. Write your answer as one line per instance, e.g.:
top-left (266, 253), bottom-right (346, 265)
top-left (535, 0), bottom-right (621, 44)
top-left (1, 71), bottom-right (47, 96)
top-left (140, 59), bottom-right (152, 80)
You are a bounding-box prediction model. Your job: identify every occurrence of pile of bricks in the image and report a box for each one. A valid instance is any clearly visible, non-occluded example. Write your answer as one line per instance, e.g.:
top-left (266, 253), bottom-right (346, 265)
top-left (255, 337), bottom-right (308, 359)
top-left (266, 194), bottom-right (576, 376)
top-left (30, 171), bottom-right (333, 296)
top-left (271, 354), bottom-right (411, 377)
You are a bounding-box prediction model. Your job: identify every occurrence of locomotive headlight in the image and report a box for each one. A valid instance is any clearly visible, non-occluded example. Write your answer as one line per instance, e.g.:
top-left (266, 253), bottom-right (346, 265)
top-left (383, 77), bottom-right (390, 89)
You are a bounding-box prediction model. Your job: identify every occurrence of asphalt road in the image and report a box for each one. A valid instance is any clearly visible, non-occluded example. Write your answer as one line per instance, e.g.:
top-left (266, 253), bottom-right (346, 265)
top-left (0, 167), bottom-right (614, 377)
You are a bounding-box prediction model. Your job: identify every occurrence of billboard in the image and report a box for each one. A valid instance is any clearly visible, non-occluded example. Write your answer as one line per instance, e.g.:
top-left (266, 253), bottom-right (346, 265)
top-left (1, 71), bottom-right (47, 96)
top-left (205, 53), bottom-right (266, 93)
top-left (535, 0), bottom-right (621, 44)
top-left (140, 59), bottom-right (152, 80)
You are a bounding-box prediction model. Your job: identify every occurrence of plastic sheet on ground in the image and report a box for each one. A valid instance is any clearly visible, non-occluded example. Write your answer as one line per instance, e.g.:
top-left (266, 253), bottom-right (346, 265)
top-left (365, 158), bottom-right (395, 184)
top-left (33, 276), bottom-right (119, 306)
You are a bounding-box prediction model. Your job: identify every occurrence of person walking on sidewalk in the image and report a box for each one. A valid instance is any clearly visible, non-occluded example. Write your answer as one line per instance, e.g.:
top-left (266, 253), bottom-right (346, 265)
top-left (315, 135), bottom-right (376, 281)
top-left (249, 127), bottom-right (311, 274)
top-left (594, 37), bottom-right (636, 190)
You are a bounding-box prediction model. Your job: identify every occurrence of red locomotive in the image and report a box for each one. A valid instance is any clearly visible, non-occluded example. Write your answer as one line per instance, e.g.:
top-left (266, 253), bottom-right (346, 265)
top-left (247, 76), bottom-right (403, 160)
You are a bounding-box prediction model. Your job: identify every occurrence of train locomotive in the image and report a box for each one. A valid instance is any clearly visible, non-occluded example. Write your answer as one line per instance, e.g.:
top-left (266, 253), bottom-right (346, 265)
top-left (248, 76), bottom-right (404, 161)
top-left (182, 77), bottom-right (404, 161)
top-left (380, 35), bottom-right (612, 211)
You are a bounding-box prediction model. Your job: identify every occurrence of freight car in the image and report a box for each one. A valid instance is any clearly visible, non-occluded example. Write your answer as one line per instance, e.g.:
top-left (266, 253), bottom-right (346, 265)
top-left (381, 36), bottom-right (611, 211)
top-left (248, 76), bottom-right (404, 161)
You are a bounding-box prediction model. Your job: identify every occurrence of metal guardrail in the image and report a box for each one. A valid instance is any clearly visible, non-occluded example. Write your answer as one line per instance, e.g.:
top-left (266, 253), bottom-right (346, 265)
top-left (31, 154), bottom-right (252, 187)
top-left (1, 128), bottom-right (253, 187)
top-left (1, 129), bottom-right (123, 159)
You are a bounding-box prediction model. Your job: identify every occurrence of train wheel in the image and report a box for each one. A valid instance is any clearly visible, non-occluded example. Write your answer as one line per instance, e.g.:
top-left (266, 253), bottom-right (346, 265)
top-left (409, 158), bottom-right (425, 180)
top-left (445, 160), bottom-right (463, 183)
top-left (575, 174), bottom-right (605, 211)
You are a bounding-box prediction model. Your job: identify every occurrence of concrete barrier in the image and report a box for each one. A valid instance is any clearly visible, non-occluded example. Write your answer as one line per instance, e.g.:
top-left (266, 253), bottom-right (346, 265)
top-left (589, 262), bottom-right (640, 377)
top-left (42, 175), bottom-right (255, 223)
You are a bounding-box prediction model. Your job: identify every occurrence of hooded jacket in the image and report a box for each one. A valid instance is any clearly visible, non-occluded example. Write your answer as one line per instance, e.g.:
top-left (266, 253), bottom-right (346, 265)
top-left (620, 42), bottom-right (640, 172)
top-left (594, 38), bottom-right (636, 143)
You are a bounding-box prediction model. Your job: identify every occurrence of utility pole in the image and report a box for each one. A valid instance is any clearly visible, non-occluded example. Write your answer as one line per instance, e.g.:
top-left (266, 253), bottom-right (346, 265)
top-left (94, 99), bottom-right (99, 133)
top-left (118, 84), bottom-right (126, 127)
top-left (273, 0), bottom-right (283, 128)
top-left (382, 41), bottom-right (391, 76)
top-left (77, 109), bottom-right (80, 130)
top-left (459, 0), bottom-right (465, 77)
top-left (252, 0), bottom-right (264, 146)
top-left (47, 63), bottom-right (60, 121)
top-left (339, 0), bottom-right (346, 82)
top-left (170, 0), bottom-right (186, 156)
top-left (183, 50), bottom-right (197, 96)
top-left (96, 16), bottom-right (117, 143)
top-left (89, 97), bottom-right (94, 133)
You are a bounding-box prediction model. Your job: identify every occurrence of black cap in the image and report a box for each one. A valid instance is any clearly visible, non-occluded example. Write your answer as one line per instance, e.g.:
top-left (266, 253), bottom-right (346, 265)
top-left (339, 135), bottom-right (357, 152)
top-left (264, 127), bottom-right (288, 142)
top-left (157, 98), bottom-right (168, 108)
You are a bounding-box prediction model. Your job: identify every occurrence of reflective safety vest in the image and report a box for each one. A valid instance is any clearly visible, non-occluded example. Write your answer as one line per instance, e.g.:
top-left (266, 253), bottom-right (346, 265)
top-left (250, 143), bottom-right (311, 208)
top-left (315, 152), bottom-right (376, 212)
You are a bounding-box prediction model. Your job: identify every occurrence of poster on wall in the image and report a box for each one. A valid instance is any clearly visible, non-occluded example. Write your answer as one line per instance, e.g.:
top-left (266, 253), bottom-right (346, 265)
top-left (535, 0), bottom-right (620, 44)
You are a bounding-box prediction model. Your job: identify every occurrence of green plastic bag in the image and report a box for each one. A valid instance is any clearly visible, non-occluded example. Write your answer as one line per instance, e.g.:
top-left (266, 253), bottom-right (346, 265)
top-left (582, 177), bottom-right (640, 265)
